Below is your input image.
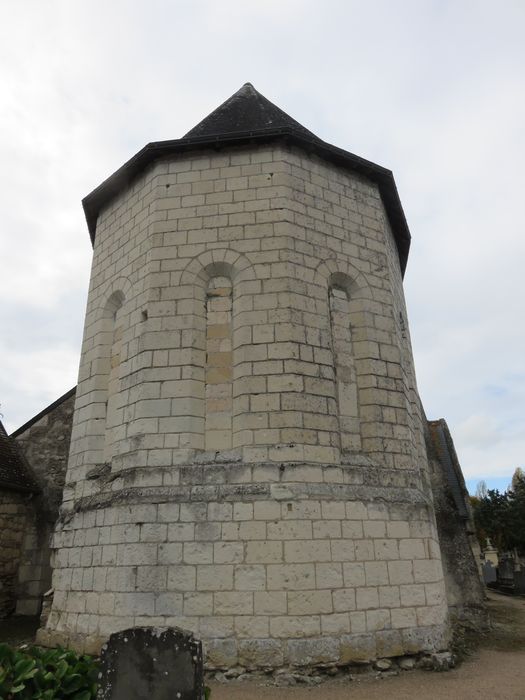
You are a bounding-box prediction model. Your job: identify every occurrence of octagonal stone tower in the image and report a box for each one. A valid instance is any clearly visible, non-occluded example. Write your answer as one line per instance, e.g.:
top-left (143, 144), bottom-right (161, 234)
top-left (40, 84), bottom-right (450, 666)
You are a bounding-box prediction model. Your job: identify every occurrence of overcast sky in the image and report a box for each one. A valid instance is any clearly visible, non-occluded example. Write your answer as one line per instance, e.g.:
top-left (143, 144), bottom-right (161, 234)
top-left (0, 0), bottom-right (523, 492)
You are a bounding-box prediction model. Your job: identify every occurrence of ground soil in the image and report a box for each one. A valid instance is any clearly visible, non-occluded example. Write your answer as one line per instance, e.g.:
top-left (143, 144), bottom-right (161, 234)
top-left (209, 591), bottom-right (525, 700)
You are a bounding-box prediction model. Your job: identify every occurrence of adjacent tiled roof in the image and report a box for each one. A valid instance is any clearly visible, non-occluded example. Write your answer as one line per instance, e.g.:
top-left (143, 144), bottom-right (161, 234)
top-left (428, 419), bottom-right (469, 519)
top-left (82, 83), bottom-right (411, 274)
top-left (0, 421), bottom-right (37, 492)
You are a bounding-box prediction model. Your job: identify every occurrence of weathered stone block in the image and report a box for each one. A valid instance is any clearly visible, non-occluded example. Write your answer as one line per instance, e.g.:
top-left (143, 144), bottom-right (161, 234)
top-left (238, 638), bottom-right (283, 668)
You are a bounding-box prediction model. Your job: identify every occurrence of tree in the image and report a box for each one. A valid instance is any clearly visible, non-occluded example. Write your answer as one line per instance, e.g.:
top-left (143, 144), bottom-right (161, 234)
top-left (475, 480), bottom-right (488, 499)
top-left (472, 470), bottom-right (525, 555)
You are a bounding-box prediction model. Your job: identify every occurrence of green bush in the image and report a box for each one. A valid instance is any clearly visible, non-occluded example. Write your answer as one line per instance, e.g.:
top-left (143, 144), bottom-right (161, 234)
top-left (0, 644), bottom-right (99, 699)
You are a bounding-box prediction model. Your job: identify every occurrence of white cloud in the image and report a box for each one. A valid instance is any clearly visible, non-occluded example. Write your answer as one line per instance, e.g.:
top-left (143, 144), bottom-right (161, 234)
top-left (0, 0), bottom-right (523, 484)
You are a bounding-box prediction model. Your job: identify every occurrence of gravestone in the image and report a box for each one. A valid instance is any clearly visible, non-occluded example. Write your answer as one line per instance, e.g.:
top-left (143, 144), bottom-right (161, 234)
top-left (98, 627), bottom-right (204, 700)
top-left (514, 569), bottom-right (525, 595)
top-left (482, 560), bottom-right (497, 585)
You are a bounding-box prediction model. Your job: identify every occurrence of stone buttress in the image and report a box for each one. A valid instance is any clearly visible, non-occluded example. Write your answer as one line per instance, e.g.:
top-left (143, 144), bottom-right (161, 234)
top-left (39, 84), bottom-right (450, 667)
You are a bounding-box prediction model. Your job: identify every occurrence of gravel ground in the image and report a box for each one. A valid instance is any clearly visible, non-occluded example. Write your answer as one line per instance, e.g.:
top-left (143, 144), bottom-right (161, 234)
top-left (209, 591), bottom-right (525, 700)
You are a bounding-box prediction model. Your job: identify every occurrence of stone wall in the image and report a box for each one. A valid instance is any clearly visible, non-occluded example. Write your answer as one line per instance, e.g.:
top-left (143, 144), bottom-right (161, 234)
top-left (13, 389), bottom-right (75, 614)
top-left (0, 491), bottom-right (30, 616)
top-left (42, 143), bottom-right (449, 665)
top-left (426, 419), bottom-right (485, 633)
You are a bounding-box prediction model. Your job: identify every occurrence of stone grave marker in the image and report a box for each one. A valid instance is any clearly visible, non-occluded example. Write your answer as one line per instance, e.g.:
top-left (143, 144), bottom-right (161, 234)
top-left (98, 627), bottom-right (204, 700)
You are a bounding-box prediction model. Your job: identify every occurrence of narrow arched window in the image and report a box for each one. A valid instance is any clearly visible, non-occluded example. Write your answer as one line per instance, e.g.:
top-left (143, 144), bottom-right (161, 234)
top-left (329, 285), bottom-right (361, 452)
top-left (205, 276), bottom-right (233, 451)
top-left (102, 292), bottom-right (125, 462)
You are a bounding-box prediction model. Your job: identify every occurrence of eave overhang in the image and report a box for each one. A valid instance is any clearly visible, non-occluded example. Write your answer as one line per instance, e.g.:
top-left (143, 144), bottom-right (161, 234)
top-left (82, 127), bottom-right (411, 275)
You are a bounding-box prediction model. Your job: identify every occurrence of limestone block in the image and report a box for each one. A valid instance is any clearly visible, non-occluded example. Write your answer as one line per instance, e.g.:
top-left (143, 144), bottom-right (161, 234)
top-left (284, 541), bottom-right (331, 564)
top-left (235, 565), bottom-right (266, 591)
top-left (167, 523), bottom-right (195, 541)
top-left (331, 540), bottom-right (356, 562)
top-left (253, 501), bottom-right (281, 520)
top-left (342, 562), bottom-right (366, 588)
top-left (154, 592), bottom-right (183, 615)
top-left (388, 560), bottom-right (414, 585)
top-left (400, 584), bottom-right (426, 607)
top-left (270, 615), bottom-right (320, 639)
top-left (184, 543), bottom-right (213, 565)
top-left (197, 565), bottom-right (233, 591)
top-left (233, 503), bottom-right (253, 520)
top-left (254, 591), bottom-right (287, 615)
top-left (316, 562), bottom-right (343, 589)
top-left (114, 592), bottom-right (155, 616)
top-left (356, 587), bottom-right (380, 611)
top-left (365, 561), bottom-right (389, 586)
top-left (391, 607), bottom-right (417, 629)
top-left (214, 592), bottom-right (253, 615)
top-left (341, 521), bottom-right (364, 538)
top-left (375, 629), bottom-right (404, 657)
top-left (238, 522), bottom-right (266, 540)
top-left (425, 582), bottom-right (446, 606)
top-left (287, 636), bottom-right (339, 665)
top-left (205, 638), bottom-right (238, 668)
top-left (195, 523), bottom-right (221, 542)
top-left (332, 588), bottom-right (357, 613)
top-left (234, 615), bottom-right (269, 638)
top-left (214, 542), bottom-right (244, 564)
top-left (136, 566), bottom-right (168, 591)
top-left (374, 539), bottom-right (400, 561)
top-left (399, 538), bottom-right (426, 560)
top-left (363, 521), bottom-right (386, 538)
top-left (340, 633), bottom-right (376, 663)
top-left (413, 560), bottom-right (442, 583)
top-left (238, 639), bottom-right (284, 668)
top-left (246, 541), bottom-right (282, 564)
top-left (386, 521), bottom-right (410, 539)
top-left (167, 566), bottom-right (196, 591)
top-left (416, 603), bottom-right (447, 626)
top-left (267, 564), bottom-right (315, 591)
top-left (313, 521), bottom-right (342, 539)
top-left (379, 585), bottom-right (401, 609)
top-left (157, 544), bottom-right (183, 565)
top-left (267, 520), bottom-right (313, 540)
top-left (354, 540), bottom-right (375, 561)
top-left (288, 590), bottom-right (333, 615)
top-left (183, 592), bottom-right (213, 616)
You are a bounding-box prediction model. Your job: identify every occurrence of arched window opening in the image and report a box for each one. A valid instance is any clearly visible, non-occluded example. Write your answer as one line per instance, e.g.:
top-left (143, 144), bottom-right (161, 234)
top-left (102, 292), bottom-right (125, 462)
top-left (205, 276), bottom-right (233, 451)
top-left (329, 285), bottom-right (361, 452)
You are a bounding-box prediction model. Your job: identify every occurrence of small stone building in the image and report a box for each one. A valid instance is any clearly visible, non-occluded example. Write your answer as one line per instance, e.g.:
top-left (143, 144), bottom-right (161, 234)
top-left (0, 389), bottom-right (75, 618)
top-left (11, 388), bottom-right (76, 616)
top-left (0, 420), bottom-right (38, 616)
top-left (8, 84), bottom-right (484, 667)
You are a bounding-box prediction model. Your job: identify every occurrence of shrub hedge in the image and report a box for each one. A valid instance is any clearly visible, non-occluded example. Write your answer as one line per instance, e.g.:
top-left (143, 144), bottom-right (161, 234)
top-left (0, 644), bottom-right (99, 699)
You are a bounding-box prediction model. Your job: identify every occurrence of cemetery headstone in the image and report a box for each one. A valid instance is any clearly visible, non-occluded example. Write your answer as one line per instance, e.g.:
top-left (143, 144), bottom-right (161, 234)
top-left (98, 627), bottom-right (204, 700)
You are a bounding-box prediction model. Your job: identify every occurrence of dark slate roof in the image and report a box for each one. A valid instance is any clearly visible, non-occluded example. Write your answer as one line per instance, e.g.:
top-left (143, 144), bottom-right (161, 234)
top-left (0, 421), bottom-right (37, 492)
top-left (82, 83), bottom-right (411, 274)
top-left (428, 419), bottom-right (469, 519)
top-left (185, 82), bottom-right (319, 140)
top-left (11, 387), bottom-right (76, 438)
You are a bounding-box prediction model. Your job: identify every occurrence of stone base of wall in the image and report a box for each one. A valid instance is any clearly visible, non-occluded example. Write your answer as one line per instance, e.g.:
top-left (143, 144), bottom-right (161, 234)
top-left (42, 458), bottom-right (451, 667)
top-left (37, 623), bottom-right (449, 668)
